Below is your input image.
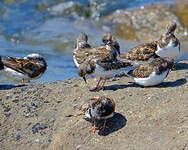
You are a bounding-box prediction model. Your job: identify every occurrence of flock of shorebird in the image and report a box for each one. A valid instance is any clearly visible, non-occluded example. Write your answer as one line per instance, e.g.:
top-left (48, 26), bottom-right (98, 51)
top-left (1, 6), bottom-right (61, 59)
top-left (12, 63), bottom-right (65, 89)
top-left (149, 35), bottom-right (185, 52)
top-left (73, 22), bottom-right (180, 132)
top-left (0, 22), bottom-right (181, 132)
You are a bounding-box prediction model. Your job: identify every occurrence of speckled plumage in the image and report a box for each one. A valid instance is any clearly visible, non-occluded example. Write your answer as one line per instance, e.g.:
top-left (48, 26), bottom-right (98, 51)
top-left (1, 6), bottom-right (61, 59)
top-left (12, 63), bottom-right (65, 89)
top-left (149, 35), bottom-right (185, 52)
top-left (80, 96), bottom-right (115, 132)
top-left (73, 33), bottom-right (120, 67)
top-left (2, 53), bottom-right (47, 81)
top-left (102, 33), bottom-right (120, 55)
top-left (120, 23), bottom-right (180, 66)
top-left (81, 96), bottom-right (115, 119)
top-left (127, 57), bottom-right (174, 86)
top-left (77, 55), bottom-right (131, 90)
top-left (76, 33), bottom-right (131, 91)
top-left (73, 33), bottom-right (92, 67)
top-left (120, 42), bottom-right (158, 62)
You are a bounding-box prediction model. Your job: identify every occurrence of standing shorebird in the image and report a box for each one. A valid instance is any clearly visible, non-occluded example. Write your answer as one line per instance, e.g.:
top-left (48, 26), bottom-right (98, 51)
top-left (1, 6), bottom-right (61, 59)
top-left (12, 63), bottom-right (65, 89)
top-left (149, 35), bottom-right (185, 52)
top-left (75, 33), bottom-right (131, 91)
top-left (80, 96), bottom-right (115, 132)
top-left (120, 23), bottom-right (180, 67)
top-left (73, 33), bottom-right (92, 67)
top-left (73, 34), bottom-right (130, 91)
top-left (2, 53), bottom-right (47, 83)
top-left (126, 57), bottom-right (174, 87)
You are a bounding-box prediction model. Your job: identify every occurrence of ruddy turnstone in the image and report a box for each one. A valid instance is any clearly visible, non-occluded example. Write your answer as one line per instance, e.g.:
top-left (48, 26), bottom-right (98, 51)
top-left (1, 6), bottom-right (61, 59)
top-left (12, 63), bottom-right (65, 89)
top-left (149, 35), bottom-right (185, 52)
top-left (77, 53), bottom-right (131, 91)
top-left (0, 56), bottom-right (4, 72)
top-left (73, 33), bottom-right (92, 67)
top-left (102, 33), bottom-right (120, 55)
top-left (2, 53), bottom-right (47, 82)
top-left (120, 23), bottom-right (180, 66)
top-left (126, 57), bottom-right (174, 87)
top-left (80, 96), bottom-right (115, 132)
top-left (75, 33), bottom-right (130, 91)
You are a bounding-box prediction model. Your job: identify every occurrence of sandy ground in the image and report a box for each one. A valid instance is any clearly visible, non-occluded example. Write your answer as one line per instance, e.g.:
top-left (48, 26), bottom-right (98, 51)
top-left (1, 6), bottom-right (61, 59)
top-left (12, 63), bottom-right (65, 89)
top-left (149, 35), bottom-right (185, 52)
top-left (0, 61), bottom-right (188, 150)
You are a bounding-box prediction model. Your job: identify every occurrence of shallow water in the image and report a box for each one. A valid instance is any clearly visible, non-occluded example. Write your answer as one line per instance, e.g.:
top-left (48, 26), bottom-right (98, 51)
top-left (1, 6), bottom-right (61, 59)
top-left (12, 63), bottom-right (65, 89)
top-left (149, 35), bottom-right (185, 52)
top-left (0, 0), bottom-right (186, 83)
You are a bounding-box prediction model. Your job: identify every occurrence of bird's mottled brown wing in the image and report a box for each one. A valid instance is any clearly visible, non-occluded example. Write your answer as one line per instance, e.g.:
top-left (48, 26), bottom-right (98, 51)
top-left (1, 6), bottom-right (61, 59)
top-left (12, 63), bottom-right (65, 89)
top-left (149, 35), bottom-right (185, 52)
top-left (73, 48), bottom-right (93, 65)
top-left (97, 56), bottom-right (131, 71)
top-left (91, 96), bottom-right (115, 118)
top-left (127, 63), bottom-right (154, 78)
top-left (74, 45), bottom-right (115, 65)
top-left (120, 42), bottom-right (158, 61)
top-left (3, 56), bottom-right (42, 78)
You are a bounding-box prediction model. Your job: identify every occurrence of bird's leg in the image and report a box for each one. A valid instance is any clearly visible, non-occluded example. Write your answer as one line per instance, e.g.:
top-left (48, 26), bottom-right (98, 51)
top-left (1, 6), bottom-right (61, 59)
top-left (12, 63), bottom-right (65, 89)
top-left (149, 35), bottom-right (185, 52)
top-left (95, 77), bottom-right (106, 91)
top-left (171, 64), bottom-right (177, 71)
top-left (90, 77), bottom-right (103, 91)
top-left (100, 120), bottom-right (109, 130)
top-left (21, 79), bottom-right (29, 84)
top-left (90, 120), bottom-right (99, 132)
top-left (100, 78), bottom-right (107, 90)
top-left (21, 79), bottom-right (26, 83)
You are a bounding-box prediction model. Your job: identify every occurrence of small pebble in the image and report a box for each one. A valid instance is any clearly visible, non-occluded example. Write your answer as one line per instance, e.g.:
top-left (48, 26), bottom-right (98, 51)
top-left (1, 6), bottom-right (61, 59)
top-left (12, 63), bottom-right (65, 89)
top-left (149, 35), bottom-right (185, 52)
top-left (15, 134), bottom-right (21, 141)
top-left (32, 123), bottom-right (47, 134)
top-left (3, 106), bottom-right (11, 112)
top-left (12, 99), bottom-right (19, 103)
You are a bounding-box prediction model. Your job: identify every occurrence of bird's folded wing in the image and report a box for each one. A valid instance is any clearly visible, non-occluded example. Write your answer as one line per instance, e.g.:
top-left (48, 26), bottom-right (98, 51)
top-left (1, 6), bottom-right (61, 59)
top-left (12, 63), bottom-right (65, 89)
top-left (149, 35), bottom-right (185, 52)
top-left (3, 56), bottom-right (40, 77)
top-left (97, 56), bottom-right (131, 71)
top-left (120, 43), bottom-right (157, 61)
top-left (74, 46), bottom-right (115, 65)
top-left (127, 63), bottom-right (154, 78)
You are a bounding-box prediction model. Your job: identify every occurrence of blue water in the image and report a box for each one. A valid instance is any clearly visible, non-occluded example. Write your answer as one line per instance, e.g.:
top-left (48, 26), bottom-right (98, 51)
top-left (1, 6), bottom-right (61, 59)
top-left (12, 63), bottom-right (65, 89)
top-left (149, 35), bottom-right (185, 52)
top-left (0, 0), bottom-right (175, 83)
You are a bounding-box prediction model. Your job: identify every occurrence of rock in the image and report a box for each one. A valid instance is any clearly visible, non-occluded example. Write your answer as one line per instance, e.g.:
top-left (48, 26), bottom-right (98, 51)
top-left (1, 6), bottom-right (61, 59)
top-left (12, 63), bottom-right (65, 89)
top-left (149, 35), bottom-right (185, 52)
top-left (32, 123), bottom-right (47, 134)
top-left (101, 3), bottom-right (188, 42)
top-left (12, 99), bottom-right (19, 103)
top-left (15, 134), bottom-right (21, 141)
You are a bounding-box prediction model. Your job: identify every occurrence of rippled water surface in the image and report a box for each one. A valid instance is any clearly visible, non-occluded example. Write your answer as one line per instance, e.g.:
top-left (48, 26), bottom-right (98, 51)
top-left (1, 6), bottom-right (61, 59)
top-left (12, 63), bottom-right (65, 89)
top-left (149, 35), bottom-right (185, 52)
top-left (0, 0), bottom-right (178, 82)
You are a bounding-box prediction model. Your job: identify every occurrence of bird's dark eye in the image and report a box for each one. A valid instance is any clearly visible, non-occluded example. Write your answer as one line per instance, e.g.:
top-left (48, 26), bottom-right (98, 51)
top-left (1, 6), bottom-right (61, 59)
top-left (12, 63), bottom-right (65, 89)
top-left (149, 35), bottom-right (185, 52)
top-left (27, 57), bottom-right (32, 60)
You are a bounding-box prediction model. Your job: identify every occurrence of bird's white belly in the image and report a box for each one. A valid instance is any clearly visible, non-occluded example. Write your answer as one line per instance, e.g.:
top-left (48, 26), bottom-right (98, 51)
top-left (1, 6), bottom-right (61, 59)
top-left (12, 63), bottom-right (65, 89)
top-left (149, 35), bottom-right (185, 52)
top-left (73, 55), bottom-right (79, 67)
top-left (134, 70), bottom-right (169, 86)
top-left (92, 64), bottom-right (124, 78)
top-left (156, 46), bottom-right (179, 59)
top-left (3, 67), bottom-right (30, 80)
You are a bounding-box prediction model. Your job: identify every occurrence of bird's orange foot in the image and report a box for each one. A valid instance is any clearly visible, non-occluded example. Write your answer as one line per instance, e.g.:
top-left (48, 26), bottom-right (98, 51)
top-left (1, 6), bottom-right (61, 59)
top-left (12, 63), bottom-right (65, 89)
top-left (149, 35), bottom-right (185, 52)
top-left (90, 125), bottom-right (100, 132)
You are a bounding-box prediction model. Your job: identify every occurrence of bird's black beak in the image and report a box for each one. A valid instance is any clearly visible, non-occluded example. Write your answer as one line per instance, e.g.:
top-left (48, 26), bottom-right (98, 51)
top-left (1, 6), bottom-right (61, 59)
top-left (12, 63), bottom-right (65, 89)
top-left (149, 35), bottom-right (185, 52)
top-left (83, 76), bottom-right (87, 84)
top-left (178, 42), bottom-right (181, 53)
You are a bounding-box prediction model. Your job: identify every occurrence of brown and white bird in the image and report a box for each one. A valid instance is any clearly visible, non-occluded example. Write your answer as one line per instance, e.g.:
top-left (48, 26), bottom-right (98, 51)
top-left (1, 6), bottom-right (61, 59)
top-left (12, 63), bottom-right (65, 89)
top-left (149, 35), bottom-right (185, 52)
top-left (126, 57), bottom-right (174, 87)
top-left (80, 96), bottom-right (115, 132)
top-left (101, 33), bottom-right (121, 55)
top-left (73, 33), bottom-right (92, 67)
top-left (2, 53), bottom-right (47, 82)
top-left (120, 23), bottom-right (180, 66)
top-left (75, 33), bottom-right (131, 91)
